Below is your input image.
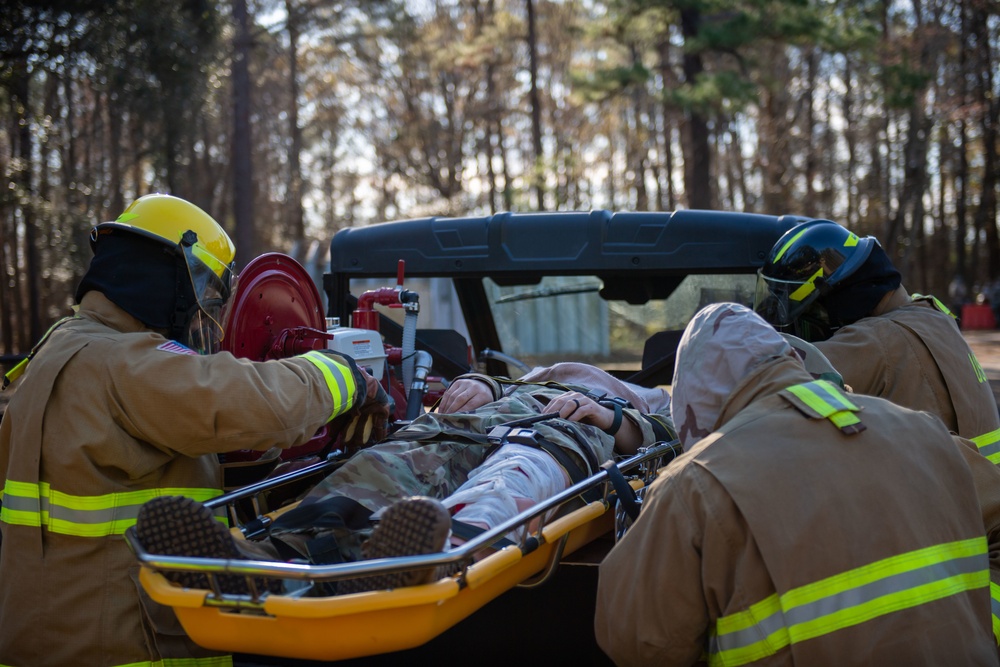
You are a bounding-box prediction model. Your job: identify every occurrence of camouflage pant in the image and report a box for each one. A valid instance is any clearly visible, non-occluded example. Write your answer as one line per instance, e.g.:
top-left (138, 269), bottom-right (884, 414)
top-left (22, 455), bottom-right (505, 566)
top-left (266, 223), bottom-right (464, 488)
top-left (263, 390), bottom-right (614, 563)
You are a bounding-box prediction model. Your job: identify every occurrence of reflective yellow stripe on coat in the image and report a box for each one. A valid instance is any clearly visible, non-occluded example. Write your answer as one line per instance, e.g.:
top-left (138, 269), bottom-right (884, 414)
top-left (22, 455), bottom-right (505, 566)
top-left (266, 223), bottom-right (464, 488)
top-left (785, 380), bottom-right (863, 432)
top-left (301, 350), bottom-right (358, 421)
top-left (708, 537), bottom-right (989, 666)
top-left (973, 428), bottom-right (1000, 465)
top-left (992, 581), bottom-right (1000, 645)
top-left (0, 481), bottom-right (222, 537)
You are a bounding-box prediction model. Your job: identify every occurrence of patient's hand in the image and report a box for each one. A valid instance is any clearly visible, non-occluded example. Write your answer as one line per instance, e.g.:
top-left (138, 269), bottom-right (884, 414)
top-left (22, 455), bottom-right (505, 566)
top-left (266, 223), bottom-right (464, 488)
top-left (548, 391), bottom-right (642, 455)
top-left (438, 378), bottom-right (496, 413)
top-left (547, 391), bottom-right (613, 431)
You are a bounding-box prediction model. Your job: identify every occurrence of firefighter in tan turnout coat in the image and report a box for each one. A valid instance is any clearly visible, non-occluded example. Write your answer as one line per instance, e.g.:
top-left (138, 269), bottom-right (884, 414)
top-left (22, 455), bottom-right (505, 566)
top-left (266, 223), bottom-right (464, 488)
top-left (756, 219), bottom-right (1000, 460)
top-left (0, 195), bottom-right (388, 667)
top-left (595, 303), bottom-right (1000, 666)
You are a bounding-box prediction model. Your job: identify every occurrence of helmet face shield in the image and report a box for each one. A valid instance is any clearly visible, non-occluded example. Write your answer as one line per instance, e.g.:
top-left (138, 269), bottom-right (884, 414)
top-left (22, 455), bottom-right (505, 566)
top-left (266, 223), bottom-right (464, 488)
top-left (181, 236), bottom-right (235, 354)
top-left (754, 270), bottom-right (833, 342)
top-left (757, 220), bottom-right (878, 341)
top-left (186, 307), bottom-right (225, 355)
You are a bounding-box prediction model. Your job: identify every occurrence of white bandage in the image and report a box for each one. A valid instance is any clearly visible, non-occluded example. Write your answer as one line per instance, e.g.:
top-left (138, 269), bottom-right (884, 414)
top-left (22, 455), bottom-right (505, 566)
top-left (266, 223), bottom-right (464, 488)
top-left (444, 443), bottom-right (570, 541)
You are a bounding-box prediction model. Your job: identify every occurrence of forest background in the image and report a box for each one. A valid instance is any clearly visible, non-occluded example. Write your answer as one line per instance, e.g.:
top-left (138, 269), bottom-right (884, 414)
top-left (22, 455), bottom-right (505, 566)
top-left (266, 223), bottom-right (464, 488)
top-left (1, 0), bottom-right (999, 355)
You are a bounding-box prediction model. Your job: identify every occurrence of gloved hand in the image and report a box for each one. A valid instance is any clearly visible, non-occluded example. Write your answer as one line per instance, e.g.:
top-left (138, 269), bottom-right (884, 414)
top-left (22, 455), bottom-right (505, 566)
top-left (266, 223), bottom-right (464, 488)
top-left (312, 349), bottom-right (391, 453)
top-left (342, 368), bottom-right (390, 450)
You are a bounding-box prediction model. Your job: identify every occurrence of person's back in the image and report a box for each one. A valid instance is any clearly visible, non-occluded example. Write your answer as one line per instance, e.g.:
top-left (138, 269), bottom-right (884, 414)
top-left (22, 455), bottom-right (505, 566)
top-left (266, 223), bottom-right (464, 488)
top-left (814, 287), bottom-right (1000, 447)
top-left (0, 195), bottom-right (388, 667)
top-left (755, 219), bottom-right (1000, 451)
top-left (595, 303), bottom-right (1000, 666)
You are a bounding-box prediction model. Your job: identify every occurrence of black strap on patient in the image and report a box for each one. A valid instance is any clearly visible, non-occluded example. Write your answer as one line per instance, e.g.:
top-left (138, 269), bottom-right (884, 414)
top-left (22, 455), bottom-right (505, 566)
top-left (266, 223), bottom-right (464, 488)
top-left (601, 460), bottom-right (640, 521)
top-left (450, 519), bottom-right (516, 550)
top-left (269, 495), bottom-right (375, 564)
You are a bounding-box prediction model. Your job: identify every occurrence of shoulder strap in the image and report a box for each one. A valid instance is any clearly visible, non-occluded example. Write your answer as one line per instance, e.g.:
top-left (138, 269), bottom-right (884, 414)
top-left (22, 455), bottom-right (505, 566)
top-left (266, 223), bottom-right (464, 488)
top-left (780, 380), bottom-right (867, 436)
top-left (910, 293), bottom-right (956, 319)
top-left (3, 315), bottom-right (81, 390)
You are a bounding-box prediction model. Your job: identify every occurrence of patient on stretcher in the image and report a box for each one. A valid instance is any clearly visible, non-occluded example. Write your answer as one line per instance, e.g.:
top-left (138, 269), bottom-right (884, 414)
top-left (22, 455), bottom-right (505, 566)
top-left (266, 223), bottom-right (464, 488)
top-left (135, 362), bottom-right (675, 594)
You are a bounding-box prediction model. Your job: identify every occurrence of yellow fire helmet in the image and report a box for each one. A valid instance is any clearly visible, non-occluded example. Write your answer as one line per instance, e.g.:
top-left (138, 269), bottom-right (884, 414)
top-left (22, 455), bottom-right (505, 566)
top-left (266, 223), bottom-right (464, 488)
top-left (90, 194), bottom-right (237, 354)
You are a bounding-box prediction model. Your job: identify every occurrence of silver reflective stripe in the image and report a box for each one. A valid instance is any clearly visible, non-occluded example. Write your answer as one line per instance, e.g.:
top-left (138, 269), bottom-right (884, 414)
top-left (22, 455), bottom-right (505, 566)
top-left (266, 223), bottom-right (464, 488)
top-left (992, 582), bottom-right (1000, 645)
top-left (973, 428), bottom-right (1000, 465)
top-left (301, 350), bottom-right (357, 419)
top-left (709, 538), bottom-right (987, 666)
top-left (1, 481), bottom-right (223, 537)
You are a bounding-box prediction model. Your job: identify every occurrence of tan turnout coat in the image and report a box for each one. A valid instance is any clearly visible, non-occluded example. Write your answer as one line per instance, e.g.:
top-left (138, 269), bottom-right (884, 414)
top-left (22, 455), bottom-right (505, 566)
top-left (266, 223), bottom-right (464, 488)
top-left (0, 292), bottom-right (349, 667)
top-left (596, 355), bottom-right (1000, 666)
top-left (815, 286), bottom-right (1000, 441)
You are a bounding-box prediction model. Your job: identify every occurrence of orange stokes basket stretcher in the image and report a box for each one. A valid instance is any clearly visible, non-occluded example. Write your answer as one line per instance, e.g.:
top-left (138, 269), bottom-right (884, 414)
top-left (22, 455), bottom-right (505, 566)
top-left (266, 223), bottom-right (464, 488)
top-left (125, 442), bottom-right (679, 662)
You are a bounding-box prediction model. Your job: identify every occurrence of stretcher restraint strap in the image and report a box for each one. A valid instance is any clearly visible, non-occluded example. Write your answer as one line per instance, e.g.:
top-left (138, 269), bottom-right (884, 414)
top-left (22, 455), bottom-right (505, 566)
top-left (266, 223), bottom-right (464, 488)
top-left (642, 413), bottom-right (676, 442)
top-left (268, 494), bottom-right (375, 565)
top-left (483, 418), bottom-right (600, 501)
top-left (449, 519), bottom-right (516, 550)
top-left (0, 481), bottom-right (224, 537)
top-left (600, 460), bottom-right (640, 521)
top-left (532, 436), bottom-right (592, 487)
top-left (544, 421), bottom-right (602, 480)
top-left (708, 537), bottom-right (989, 666)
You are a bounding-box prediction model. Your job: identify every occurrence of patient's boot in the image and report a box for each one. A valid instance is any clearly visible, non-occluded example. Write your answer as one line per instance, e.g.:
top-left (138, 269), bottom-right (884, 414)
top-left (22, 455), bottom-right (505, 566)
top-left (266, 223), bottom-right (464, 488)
top-left (135, 495), bottom-right (280, 595)
top-left (338, 496), bottom-right (453, 594)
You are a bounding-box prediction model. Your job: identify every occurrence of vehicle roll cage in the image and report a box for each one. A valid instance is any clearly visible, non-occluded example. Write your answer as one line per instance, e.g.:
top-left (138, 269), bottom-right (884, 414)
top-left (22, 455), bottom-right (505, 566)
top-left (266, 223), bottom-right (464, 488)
top-left (324, 209), bottom-right (810, 378)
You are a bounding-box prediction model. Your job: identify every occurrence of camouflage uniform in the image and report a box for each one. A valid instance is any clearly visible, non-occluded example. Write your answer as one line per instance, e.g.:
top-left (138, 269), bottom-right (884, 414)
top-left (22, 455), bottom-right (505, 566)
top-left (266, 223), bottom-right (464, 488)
top-left (263, 375), bottom-right (675, 563)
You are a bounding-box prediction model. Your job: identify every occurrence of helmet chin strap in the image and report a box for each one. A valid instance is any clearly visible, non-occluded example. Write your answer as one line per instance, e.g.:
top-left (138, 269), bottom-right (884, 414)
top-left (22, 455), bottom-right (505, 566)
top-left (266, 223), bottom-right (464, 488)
top-left (169, 261), bottom-right (196, 345)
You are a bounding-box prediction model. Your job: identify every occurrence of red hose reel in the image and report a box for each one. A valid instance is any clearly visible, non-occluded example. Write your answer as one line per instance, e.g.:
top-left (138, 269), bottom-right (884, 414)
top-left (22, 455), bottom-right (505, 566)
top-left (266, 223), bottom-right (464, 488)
top-left (219, 253), bottom-right (442, 463)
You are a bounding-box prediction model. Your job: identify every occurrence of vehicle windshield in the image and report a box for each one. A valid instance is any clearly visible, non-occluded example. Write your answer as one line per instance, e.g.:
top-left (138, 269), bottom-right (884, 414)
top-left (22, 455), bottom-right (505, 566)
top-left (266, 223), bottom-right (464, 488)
top-left (346, 272), bottom-right (757, 380)
top-left (486, 274), bottom-right (757, 374)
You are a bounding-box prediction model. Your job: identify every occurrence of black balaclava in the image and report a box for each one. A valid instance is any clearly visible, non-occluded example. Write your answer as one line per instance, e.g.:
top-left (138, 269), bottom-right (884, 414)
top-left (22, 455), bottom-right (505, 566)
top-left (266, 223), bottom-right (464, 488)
top-left (75, 231), bottom-right (197, 338)
top-left (822, 242), bottom-right (902, 327)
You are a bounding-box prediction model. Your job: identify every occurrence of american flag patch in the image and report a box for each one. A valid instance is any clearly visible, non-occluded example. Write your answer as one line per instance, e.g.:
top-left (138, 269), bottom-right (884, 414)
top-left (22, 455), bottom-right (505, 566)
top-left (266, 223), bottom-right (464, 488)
top-left (156, 340), bottom-right (198, 356)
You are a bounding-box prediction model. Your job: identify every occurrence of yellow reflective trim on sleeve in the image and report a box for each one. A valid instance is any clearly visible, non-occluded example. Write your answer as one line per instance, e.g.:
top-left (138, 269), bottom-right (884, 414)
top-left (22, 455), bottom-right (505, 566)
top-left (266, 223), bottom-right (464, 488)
top-left (710, 537), bottom-right (988, 666)
top-left (991, 581), bottom-right (1000, 646)
top-left (301, 350), bottom-right (358, 421)
top-left (788, 268), bottom-right (824, 302)
top-left (972, 428), bottom-right (1000, 465)
top-left (0, 481), bottom-right (224, 537)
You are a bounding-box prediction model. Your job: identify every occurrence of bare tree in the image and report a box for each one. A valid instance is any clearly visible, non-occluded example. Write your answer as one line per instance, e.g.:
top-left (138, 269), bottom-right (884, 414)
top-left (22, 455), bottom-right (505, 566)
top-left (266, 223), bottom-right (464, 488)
top-left (232, 0), bottom-right (257, 268)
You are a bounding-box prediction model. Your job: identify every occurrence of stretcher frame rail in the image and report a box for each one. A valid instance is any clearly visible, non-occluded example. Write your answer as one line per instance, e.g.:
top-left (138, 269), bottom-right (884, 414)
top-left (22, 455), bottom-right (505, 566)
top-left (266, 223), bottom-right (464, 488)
top-left (124, 440), bottom-right (681, 602)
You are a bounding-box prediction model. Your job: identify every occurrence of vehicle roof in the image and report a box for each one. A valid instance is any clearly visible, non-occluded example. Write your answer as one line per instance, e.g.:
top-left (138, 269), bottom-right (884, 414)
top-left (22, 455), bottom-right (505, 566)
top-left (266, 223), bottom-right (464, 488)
top-left (323, 209), bottom-right (814, 379)
top-left (328, 209), bottom-right (813, 289)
